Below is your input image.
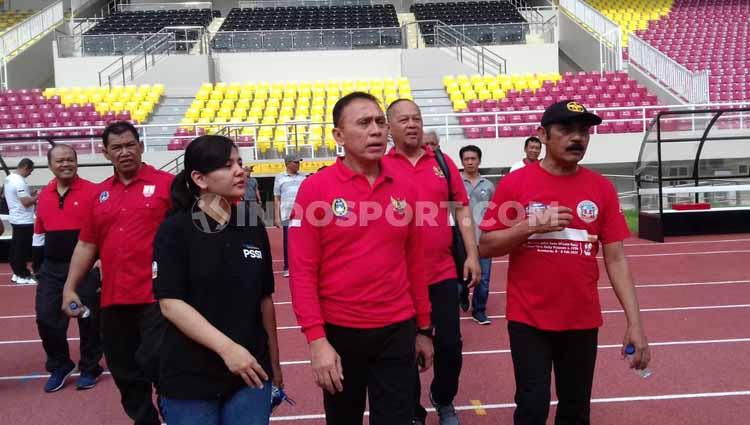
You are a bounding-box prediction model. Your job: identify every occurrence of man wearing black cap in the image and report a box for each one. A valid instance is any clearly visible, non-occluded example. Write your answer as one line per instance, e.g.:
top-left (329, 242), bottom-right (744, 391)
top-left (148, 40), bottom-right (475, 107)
top-left (478, 100), bottom-right (651, 425)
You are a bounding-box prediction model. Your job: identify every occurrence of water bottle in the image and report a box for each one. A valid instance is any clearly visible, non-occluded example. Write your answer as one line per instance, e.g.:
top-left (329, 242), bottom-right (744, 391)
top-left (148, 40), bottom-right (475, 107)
top-left (69, 301), bottom-right (91, 319)
top-left (625, 344), bottom-right (652, 378)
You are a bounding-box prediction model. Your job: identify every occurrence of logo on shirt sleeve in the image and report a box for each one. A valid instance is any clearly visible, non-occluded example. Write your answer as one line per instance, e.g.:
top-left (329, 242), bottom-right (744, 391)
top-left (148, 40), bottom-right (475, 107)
top-left (99, 191), bottom-right (110, 203)
top-left (577, 200), bottom-right (599, 223)
top-left (242, 244), bottom-right (263, 259)
top-left (332, 198), bottom-right (348, 217)
top-left (152, 261), bottom-right (158, 279)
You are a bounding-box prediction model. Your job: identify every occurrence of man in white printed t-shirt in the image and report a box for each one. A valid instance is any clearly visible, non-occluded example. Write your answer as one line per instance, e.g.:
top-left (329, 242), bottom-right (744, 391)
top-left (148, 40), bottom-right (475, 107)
top-left (509, 136), bottom-right (543, 173)
top-left (273, 153), bottom-right (306, 278)
top-left (4, 158), bottom-right (39, 284)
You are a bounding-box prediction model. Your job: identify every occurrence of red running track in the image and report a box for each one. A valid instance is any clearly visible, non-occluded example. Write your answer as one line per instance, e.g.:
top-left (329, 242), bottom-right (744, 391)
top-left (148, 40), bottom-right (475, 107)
top-left (0, 232), bottom-right (749, 424)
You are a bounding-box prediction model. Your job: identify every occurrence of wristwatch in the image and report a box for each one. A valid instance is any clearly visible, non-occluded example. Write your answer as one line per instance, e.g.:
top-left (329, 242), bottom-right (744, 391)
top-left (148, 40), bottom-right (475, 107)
top-left (417, 326), bottom-right (434, 339)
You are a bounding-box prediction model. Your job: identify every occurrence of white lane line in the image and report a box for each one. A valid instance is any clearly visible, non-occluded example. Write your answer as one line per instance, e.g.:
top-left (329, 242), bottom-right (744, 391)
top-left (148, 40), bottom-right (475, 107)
top-left (462, 337), bottom-right (750, 356)
top-left (462, 303), bottom-right (750, 321)
top-left (489, 249), bottom-right (750, 264)
top-left (3, 280), bottom-right (746, 316)
top-left (268, 390), bottom-right (750, 421)
top-left (488, 279), bottom-right (750, 296)
top-left (624, 238), bottom-right (750, 247)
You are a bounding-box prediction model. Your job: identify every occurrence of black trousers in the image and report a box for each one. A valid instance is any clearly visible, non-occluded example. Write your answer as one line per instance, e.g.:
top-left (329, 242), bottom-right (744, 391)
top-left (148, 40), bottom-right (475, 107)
top-left (323, 319), bottom-right (416, 425)
top-left (508, 321), bottom-right (599, 425)
top-left (101, 304), bottom-right (165, 425)
top-left (414, 278), bottom-right (463, 420)
top-left (35, 260), bottom-right (103, 374)
top-left (9, 223), bottom-right (33, 278)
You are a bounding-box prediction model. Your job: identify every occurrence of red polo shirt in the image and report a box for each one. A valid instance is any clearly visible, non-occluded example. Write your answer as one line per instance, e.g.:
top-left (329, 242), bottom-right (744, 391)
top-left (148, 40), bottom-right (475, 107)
top-left (384, 147), bottom-right (470, 286)
top-left (289, 158), bottom-right (430, 343)
top-left (34, 176), bottom-right (98, 262)
top-left (79, 164), bottom-right (174, 308)
top-left (480, 162), bottom-right (630, 330)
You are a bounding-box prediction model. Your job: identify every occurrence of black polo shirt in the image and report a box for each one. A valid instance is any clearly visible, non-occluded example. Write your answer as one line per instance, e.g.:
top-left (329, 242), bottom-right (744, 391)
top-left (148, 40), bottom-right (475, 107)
top-left (152, 206), bottom-right (275, 400)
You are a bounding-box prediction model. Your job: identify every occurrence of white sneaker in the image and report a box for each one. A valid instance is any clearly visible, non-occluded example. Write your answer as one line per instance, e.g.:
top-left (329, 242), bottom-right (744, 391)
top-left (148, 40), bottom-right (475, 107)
top-left (17, 276), bottom-right (37, 285)
top-left (11, 274), bottom-right (18, 283)
top-left (283, 270), bottom-right (289, 278)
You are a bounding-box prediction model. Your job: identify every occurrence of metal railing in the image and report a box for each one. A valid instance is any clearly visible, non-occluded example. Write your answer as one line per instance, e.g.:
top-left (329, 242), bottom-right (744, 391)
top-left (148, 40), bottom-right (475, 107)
top-left (115, 1), bottom-right (213, 12)
top-left (423, 21), bottom-right (555, 45)
top-left (559, 0), bottom-right (623, 72)
top-left (0, 1), bottom-right (65, 58)
top-left (628, 34), bottom-right (710, 104)
top-left (238, 0), bottom-right (394, 7)
top-left (0, 102), bottom-right (747, 161)
top-left (430, 21), bottom-right (507, 75)
top-left (211, 26), bottom-right (403, 51)
top-left (97, 26), bottom-right (208, 86)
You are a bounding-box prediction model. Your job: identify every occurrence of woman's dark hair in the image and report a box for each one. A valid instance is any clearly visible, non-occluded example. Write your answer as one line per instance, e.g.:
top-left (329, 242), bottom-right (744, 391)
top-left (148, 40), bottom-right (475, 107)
top-left (170, 135), bottom-right (238, 212)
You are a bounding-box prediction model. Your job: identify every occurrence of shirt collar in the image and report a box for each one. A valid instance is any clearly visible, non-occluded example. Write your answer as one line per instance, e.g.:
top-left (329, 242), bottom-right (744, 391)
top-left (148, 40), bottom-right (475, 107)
top-left (386, 145), bottom-right (435, 163)
top-left (44, 175), bottom-right (84, 193)
top-left (111, 163), bottom-right (155, 187)
top-left (333, 157), bottom-right (394, 184)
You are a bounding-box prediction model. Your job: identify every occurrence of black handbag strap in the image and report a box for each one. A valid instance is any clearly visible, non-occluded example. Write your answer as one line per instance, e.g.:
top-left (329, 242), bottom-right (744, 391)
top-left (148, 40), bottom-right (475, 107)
top-left (433, 147), bottom-right (455, 204)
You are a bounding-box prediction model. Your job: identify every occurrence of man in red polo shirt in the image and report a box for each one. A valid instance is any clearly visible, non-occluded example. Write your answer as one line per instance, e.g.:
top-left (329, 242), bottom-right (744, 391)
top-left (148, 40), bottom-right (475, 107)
top-left (479, 100), bottom-right (651, 425)
top-left (384, 99), bottom-right (480, 425)
top-left (289, 91), bottom-right (433, 425)
top-left (62, 121), bottom-right (173, 425)
top-left (34, 143), bottom-right (103, 393)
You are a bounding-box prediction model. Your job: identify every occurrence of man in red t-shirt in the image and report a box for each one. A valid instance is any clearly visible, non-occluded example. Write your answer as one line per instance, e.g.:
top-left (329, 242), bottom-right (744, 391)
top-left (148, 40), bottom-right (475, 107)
top-left (62, 121), bottom-right (173, 425)
top-left (479, 100), bottom-right (651, 425)
top-left (289, 92), bottom-right (433, 425)
top-left (384, 99), bottom-right (480, 425)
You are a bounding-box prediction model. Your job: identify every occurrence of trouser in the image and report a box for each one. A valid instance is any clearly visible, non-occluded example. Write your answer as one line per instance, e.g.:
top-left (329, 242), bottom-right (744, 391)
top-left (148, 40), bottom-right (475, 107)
top-left (101, 303), bottom-right (166, 425)
top-left (32, 246), bottom-right (44, 275)
top-left (508, 321), bottom-right (599, 425)
top-left (323, 319), bottom-right (416, 425)
top-left (472, 258), bottom-right (493, 314)
top-left (282, 222), bottom-right (289, 271)
top-left (414, 279), bottom-right (463, 420)
top-left (35, 260), bottom-right (103, 375)
top-left (159, 383), bottom-right (271, 425)
top-left (9, 223), bottom-right (33, 278)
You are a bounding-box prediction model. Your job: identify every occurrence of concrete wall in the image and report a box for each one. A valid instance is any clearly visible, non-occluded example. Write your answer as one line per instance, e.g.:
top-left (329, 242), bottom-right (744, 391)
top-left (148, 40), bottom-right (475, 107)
top-left (7, 32), bottom-right (55, 89)
top-left (54, 52), bottom-right (212, 96)
top-left (486, 43), bottom-right (559, 75)
top-left (213, 49), bottom-right (403, 83)
top-left (133, 55), bottom-right (213, 96)
top-left (558, 9), bottom-right (601, 72)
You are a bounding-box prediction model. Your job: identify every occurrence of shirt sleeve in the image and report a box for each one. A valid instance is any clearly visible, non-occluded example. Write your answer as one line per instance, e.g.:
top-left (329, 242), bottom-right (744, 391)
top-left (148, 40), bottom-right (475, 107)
top-left (33, 202), bottom-right (45, 234)
top-left (272, 175), bottom-right (281, 197)
top-left (16, 178), bottom-right (29, 198)
top-left (258, 225), bottom-right (275, 297)
top-left (480, 175), bottom-right (519, 233)
top-left (78, 189), bottom-right (99, 244)
top-left (405, 184), bottom-right (431, 329)
top-left (446, 156), bottom-right (469, 206)
top-left (599, 179), bottom-right (631, 244)
top-left (152, 216), bottom-right (190, 300)
top-left (288, 179), bottom-right (326, 343)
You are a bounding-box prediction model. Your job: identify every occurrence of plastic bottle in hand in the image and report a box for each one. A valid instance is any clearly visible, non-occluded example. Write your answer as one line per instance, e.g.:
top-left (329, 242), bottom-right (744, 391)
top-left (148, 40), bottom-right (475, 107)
top-left (69, 301), bottom-right (91, 319)
top-left (625, 344), bottom-right (652, 378)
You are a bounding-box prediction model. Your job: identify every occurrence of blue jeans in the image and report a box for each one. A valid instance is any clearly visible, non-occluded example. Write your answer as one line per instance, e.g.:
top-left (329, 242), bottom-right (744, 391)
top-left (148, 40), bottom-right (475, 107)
top-left (159, 382), bottom-right (272, 425)
top-left (472, 258), bottom-right (492, 314)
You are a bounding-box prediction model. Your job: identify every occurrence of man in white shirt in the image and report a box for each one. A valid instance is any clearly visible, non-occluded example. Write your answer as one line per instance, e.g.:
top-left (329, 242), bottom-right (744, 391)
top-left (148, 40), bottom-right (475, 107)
top-left (4, 158), bottom-right (38, 284)
top-left (509, 136), bottom-right (543, 172)
top-left (273, 154), bottom-right (306, 278)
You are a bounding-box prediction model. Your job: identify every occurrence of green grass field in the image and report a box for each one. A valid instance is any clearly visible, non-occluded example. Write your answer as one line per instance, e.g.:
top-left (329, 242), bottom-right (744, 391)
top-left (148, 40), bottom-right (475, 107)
top-left (624, 209), bottom-right (639, 235)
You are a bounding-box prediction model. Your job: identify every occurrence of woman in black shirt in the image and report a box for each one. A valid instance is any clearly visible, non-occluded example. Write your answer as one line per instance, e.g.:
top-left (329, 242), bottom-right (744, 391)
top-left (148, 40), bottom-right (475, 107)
top-left (153, 135), bottom-right (282, 425)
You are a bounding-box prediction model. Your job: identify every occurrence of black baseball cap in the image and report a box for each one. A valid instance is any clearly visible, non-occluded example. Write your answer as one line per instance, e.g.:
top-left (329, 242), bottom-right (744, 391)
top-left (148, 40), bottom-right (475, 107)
top-left (541, 100), bottom-right (602, 127)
